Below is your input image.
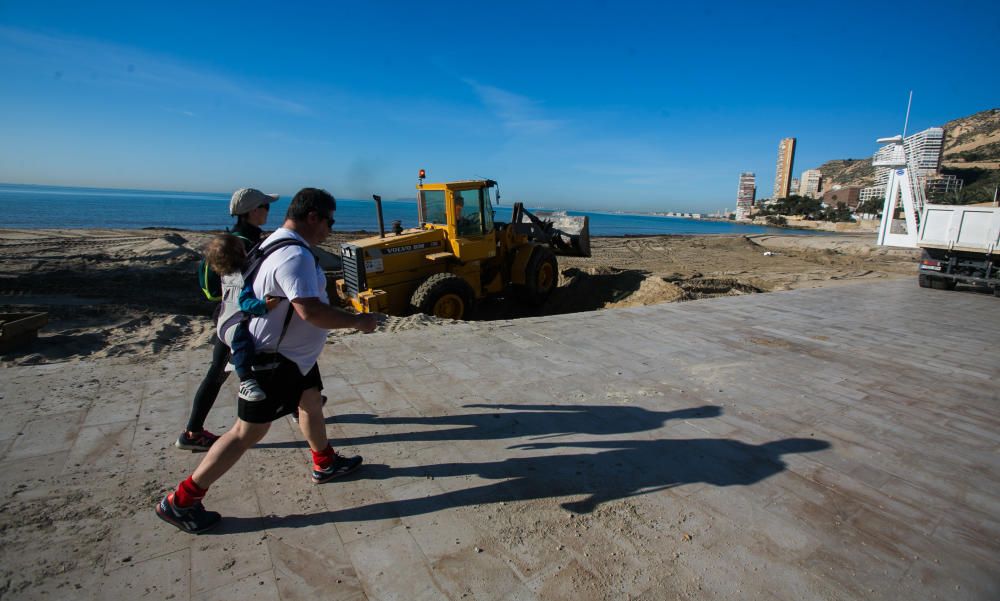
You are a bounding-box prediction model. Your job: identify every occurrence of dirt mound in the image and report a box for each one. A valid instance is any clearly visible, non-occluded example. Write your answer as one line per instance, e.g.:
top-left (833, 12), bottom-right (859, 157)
top-left (558, 270), bottom-right (762, 311)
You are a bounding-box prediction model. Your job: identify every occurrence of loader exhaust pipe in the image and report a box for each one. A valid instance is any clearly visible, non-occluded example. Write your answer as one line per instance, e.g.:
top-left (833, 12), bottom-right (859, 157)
top-left (373, 194), bottom-right (385, 238)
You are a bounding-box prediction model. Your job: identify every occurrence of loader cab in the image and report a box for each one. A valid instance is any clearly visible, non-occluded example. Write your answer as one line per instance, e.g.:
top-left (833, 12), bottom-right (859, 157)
top-left (417, 180), bottom-right (498, 262)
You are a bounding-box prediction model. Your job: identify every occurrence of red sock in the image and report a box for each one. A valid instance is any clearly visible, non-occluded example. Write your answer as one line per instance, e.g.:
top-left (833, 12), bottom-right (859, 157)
top-left (312, 445), bottom-right (335, 469)
top-left (173, 476), bottom-right (208, 508)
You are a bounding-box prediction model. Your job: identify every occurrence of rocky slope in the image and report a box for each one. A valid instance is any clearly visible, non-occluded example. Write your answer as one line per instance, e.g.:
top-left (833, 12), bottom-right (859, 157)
top-left (817, 158), bottom-right (875, 189)
top-left (941, 108), bottom-right (1000, 167)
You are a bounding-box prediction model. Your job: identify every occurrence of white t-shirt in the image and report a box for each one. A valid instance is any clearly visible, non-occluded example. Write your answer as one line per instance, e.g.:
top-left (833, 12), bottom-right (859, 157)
top-left (248, 228), bottom-right (328, 374)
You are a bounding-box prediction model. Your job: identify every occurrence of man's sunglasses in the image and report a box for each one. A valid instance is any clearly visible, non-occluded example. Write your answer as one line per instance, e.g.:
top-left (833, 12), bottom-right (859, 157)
top-left (258, 203), bottom-right (270, 211)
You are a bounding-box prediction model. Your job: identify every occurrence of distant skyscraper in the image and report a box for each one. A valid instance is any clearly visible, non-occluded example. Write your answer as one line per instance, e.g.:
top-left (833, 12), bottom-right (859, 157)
top-left (790, 178), bottom-right (800, 195)
top-left (735, 172), bottom-right (756, 220)
top-left (773, 138), bottom-right (796, 200)
top-left (800, 169), bottom-right (822, 198)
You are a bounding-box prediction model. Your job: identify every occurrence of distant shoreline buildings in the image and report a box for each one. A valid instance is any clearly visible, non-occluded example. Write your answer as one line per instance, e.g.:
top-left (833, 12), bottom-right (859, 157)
top-left (716, 116), bottom-right (974, 220)
top-left (650, 211), bottom-right (704, 219)
top-left (735, 172), bottom-right (756, 220)
top-left (799, 169), bottom-right (822, 199)
top-left (773, 138), bottom-right (796, 200)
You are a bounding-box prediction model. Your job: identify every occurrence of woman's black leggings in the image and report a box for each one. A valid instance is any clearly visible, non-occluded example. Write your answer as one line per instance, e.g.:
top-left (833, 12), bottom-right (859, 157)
top-left (185, 337), bottom-right (231, 433)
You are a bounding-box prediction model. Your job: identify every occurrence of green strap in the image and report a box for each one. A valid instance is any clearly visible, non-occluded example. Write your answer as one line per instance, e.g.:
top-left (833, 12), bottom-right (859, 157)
top-left (200, 260), bottom-right (221, 301)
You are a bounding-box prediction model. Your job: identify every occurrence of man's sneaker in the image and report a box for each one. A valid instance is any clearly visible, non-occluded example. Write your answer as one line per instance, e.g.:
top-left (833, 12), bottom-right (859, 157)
top-left (291, 395), bottom-right (328, 424)
top-left (311, 453), bottom-right (363, 484)
top-left (175, 430), bottom-right (219, 452)
top-left (238, 378), bottom-right (267, 402)
top-left (155, 493), bottom-right (221, 534)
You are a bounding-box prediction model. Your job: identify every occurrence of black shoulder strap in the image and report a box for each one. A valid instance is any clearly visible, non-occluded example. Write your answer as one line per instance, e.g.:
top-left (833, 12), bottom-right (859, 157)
top-left (242, 238), bottom-right (317, 287)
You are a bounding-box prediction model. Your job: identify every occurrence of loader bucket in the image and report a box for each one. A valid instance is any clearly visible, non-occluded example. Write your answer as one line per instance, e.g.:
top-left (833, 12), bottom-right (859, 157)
top-left (519, 210), bottom-right (591, 257)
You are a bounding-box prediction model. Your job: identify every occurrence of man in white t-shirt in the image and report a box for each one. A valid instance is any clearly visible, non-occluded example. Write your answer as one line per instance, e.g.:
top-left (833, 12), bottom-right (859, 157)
top-left (156, 188), bottom-right (377, 534)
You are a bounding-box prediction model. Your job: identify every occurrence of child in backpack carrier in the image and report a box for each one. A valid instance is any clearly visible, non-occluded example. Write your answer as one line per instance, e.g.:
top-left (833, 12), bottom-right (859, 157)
top-left (203, 234), bottom-right (281, 403)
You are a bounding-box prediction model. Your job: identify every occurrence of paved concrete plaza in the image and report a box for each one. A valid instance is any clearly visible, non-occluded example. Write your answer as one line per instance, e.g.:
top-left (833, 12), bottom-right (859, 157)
top-left (1, 280), bottom-right (998, 599)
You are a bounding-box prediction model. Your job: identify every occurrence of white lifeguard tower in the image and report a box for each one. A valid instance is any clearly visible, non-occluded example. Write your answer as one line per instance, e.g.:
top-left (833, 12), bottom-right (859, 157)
top-left (875, 93), bottom-right (924, 248)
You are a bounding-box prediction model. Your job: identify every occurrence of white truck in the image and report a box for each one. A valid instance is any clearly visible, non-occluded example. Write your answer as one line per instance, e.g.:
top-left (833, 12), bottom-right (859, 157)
top-left (916, 203), bottom-right (1000, 296)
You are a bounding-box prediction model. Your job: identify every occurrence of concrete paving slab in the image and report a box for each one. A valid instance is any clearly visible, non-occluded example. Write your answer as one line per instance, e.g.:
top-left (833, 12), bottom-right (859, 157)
top-left (1, 280), bottom-right (999, 599)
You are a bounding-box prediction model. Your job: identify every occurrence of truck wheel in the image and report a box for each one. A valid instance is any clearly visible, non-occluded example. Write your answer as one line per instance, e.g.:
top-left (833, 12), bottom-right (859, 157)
top-left (516, 247), bottom-right (558, 306)
top-left (920, 274), bottom-right (954, 290)
top-left (410, 273), bottom-right (474, 320)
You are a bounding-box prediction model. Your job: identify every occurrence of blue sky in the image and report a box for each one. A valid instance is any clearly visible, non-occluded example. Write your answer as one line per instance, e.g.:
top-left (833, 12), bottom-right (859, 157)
top-left (1, 1), bottom-right (997, 213)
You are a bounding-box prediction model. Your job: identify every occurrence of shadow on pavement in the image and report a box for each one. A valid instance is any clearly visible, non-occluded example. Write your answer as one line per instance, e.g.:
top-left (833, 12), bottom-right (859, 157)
top-left (216, 401), bottom-right (830, 534)
top-left (255, 403), bottom-right (722, 449)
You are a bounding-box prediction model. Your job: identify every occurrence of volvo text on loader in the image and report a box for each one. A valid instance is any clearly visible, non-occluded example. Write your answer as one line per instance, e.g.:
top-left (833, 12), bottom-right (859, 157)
top-left (336, 173), bottom-right (590, 320)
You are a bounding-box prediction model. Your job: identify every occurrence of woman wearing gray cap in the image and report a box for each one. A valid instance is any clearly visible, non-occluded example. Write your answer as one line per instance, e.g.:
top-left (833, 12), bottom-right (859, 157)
top-left (177, 188), bottom-right (277, 451)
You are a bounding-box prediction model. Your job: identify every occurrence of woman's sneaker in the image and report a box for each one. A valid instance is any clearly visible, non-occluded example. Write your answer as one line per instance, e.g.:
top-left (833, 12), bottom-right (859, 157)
top-left (155, 493), bottom-right (221, 534)
top-left (312, 453), bottom-right (363, 484)
top-left (238, 378), bottom-right (267, 402)
top-left (175, 430), bottom-right (219, 452)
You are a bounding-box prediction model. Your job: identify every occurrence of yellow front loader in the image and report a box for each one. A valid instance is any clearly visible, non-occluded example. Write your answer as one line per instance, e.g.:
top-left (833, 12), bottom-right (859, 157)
top-left (336, 175), bottom-right (590, 320)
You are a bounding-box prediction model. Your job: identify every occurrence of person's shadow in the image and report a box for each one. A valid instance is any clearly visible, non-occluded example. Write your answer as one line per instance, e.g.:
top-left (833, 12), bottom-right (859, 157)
top-left (257, 403), bottom-right (723, 449)
top-left (219, 431), bottom-right (830, 534)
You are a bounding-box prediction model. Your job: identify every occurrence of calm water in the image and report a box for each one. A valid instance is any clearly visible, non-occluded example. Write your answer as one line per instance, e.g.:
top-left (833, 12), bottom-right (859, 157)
top-left (0, 183), bottom-right (811, 237)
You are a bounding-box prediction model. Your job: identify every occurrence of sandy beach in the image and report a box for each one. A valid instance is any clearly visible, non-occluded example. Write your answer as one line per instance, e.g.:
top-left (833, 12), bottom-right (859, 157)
top-left (0, 228), bottom-right (918, 366)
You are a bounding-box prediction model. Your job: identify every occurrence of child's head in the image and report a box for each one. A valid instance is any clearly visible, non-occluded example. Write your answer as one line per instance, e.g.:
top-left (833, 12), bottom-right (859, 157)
top-left (204, 234), bottom-right (246, 276)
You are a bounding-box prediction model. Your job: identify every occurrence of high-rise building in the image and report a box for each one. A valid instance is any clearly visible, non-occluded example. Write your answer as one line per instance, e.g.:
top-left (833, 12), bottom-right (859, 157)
top-left (773, 138), bottom-right (796, 200)
top-left (735, 172), bottom-right (756, 220)
top-left (800, 169), bottom-right (822, 198)
top-left (789, 178), bottom-right (800, 196)
top-left (861, 127), bottom-right (948, 203)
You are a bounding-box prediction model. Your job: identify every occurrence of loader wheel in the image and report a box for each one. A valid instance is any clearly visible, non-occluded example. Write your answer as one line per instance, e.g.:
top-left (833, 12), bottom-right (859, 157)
top-left (516, 247), bottom-right (558, 306)
top-left (411, 273), bottom-right (474, 320)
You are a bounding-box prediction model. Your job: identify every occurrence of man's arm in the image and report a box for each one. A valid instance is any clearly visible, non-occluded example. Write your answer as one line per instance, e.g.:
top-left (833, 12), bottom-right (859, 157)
top-left (291, 297), bottom-right (377, 333)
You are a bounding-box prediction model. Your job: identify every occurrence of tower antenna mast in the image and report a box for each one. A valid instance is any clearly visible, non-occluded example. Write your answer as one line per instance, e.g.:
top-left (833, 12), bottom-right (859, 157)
top-left (902, 90), bottom-right (913, 138)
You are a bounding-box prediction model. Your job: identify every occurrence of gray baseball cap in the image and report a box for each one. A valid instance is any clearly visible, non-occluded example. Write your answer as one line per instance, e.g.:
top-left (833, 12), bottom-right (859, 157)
top-left (229, 188), bottom-right (279, 216)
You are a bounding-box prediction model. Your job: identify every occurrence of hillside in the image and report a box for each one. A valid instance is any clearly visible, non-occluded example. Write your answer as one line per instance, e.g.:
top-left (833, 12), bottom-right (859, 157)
top-left (940, 109), bottom-right (1000, 202)
top-left (941, 108), bottom-right (1000, 167)
top-left (817, 158), bottom-right (876, 189)
top-left (816, 108), bottom-right (1000, 202)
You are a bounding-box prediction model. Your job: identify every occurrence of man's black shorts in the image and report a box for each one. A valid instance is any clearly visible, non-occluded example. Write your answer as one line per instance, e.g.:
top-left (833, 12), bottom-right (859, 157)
top-left (238, 354), bottom-right (323, 424)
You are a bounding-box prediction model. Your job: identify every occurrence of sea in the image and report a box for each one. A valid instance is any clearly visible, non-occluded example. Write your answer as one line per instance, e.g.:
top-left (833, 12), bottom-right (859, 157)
top-left (0, 183), bottom-right (817, 237)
